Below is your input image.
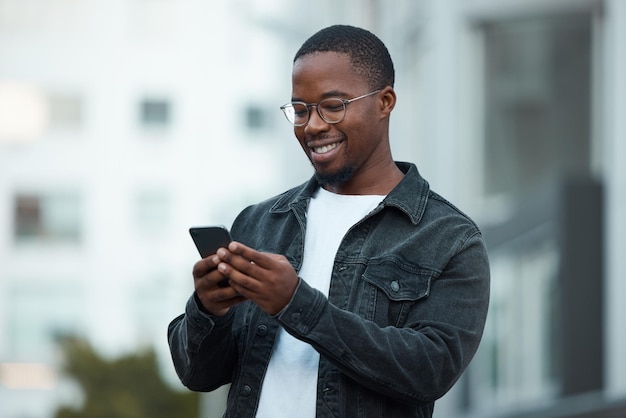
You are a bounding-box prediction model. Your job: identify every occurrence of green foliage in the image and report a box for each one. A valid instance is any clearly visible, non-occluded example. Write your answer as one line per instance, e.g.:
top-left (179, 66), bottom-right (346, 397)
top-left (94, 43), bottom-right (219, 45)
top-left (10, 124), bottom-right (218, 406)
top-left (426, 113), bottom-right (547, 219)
top-left (54, 337), bottom-right (199, 418)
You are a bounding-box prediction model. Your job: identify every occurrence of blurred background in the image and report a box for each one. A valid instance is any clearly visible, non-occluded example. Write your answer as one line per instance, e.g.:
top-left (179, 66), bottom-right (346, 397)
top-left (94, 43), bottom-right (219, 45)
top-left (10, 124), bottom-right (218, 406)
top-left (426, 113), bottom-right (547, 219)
top-left (0, 0), bottom-right (624, 417)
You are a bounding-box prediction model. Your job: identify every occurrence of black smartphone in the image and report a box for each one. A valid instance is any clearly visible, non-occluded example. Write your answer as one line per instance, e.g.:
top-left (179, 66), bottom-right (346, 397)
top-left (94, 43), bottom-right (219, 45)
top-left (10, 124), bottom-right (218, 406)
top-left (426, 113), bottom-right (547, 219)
top-left (189, 226), bottom-right (232, 288)
top-left (189, 226), bottom-right (232, 258)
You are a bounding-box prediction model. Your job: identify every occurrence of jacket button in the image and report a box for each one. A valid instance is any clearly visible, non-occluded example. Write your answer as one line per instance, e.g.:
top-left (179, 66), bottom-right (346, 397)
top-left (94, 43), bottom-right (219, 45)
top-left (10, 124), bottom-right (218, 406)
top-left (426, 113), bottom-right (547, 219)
top-left (291, 313), bottom-right (301, 324)
top-left (241, 385), bottom-right (252, 397)
top-left (256, 324), bottom-right (267, 336)
top-left (390, 280), bottom-right (400, 292)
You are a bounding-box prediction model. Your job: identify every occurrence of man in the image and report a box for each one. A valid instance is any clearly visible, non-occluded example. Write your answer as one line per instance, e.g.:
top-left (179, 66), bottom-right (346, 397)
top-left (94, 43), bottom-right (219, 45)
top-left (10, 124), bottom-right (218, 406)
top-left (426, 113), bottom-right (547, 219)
top-left (168, 25), bottom-right (490, 417)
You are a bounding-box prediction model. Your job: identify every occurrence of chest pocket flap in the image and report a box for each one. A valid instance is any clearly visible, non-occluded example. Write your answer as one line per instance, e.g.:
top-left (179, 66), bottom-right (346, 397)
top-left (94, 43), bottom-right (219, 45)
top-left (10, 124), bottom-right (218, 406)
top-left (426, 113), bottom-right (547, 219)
top-left (362, 260), bottom-right (434, 302)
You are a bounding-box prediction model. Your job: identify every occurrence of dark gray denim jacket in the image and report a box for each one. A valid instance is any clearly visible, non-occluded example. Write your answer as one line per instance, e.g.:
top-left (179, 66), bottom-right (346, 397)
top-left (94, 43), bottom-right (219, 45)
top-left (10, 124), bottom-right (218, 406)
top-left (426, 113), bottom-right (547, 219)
top-left (168, 162), bottom-right (490, 418)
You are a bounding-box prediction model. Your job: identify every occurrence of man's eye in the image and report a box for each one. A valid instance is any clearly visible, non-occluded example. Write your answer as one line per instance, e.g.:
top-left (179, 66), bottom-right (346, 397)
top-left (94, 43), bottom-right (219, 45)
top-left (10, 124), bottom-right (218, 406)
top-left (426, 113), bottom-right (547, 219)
top-left (321, 102), bottom-right (344, 112)
top-left (288, 104), bottom-right (306, 116)
top-left (320, 98), bottom-right (345, 111)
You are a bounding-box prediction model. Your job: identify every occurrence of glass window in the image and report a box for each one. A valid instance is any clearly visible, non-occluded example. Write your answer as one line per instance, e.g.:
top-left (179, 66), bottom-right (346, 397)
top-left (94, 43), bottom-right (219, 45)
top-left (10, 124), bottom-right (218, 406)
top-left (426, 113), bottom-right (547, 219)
top-left (13, 192), bottom-right (82, 244)
top-left (0, 82), bottom-right (47, 142)
top-left (140, 99), bottom-right (171, 128)
top-left (467, 11), bottom-right (597, 415)
top-left (245, 105), bottom-right (267, 131)
top-left (48, 94), bottom-right (83, 130)
top-left (6, 281), bottom-right (83, 359)
top-left (482, 14), bottom-right (592, 199)
top-left (468, 239), bottom-right (560, 411)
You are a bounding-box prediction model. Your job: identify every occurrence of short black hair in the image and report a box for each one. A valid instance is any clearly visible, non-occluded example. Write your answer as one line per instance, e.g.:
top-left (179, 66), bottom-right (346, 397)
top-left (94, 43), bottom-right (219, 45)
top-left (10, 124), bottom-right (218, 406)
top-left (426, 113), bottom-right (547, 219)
top-left (294, 25), bottom-right (395, 89)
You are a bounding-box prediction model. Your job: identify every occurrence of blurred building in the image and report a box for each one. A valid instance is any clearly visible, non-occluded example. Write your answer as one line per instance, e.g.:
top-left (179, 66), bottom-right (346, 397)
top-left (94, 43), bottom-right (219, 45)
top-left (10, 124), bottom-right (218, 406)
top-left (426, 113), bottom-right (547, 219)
top-left (0, 0), bottom-right (624, 417)
top-left (374, 0), bottom-right (626, 417)
top-left (0, 1), bottom-right (302, 416)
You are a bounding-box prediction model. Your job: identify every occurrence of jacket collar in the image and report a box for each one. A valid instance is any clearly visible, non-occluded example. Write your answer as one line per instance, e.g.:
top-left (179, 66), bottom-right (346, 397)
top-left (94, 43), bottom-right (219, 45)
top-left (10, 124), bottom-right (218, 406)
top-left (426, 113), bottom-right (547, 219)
top-left (270, 162), bottom-right (430, 226)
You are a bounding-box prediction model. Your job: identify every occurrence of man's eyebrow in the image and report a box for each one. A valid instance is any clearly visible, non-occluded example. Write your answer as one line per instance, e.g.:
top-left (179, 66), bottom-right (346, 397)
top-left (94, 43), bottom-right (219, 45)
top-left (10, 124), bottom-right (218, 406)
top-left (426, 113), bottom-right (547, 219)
top-left (291, 90), bottom-right (350, 102)
top-left (321, 90), bottom-right (349, 98)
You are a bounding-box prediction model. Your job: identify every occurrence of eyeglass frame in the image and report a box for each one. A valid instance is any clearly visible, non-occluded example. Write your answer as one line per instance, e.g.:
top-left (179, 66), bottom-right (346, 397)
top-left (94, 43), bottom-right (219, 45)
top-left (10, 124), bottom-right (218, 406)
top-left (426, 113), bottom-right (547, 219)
top-left (280, 89), bottom-right (382, 127)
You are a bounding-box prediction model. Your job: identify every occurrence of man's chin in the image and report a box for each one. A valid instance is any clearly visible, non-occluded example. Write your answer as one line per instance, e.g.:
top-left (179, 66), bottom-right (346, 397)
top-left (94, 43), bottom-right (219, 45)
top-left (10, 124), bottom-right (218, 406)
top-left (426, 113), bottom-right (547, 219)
top-left (314, 166), bottom-right (355, 187)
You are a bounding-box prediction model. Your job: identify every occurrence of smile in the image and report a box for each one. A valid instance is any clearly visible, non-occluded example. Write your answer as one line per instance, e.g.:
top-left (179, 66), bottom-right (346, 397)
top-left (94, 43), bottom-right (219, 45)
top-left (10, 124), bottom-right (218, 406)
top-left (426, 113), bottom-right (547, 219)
top-left (312, 142), bottom-right (340, 154)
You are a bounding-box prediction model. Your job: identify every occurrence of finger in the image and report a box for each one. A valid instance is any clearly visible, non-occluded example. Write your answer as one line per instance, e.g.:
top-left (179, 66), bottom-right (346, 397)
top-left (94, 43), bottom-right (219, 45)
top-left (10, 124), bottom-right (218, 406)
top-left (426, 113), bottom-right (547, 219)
top-left (196, 287), bottom-right (247, 315)
top-left (227, 276), bottom-right (263, 302)
top-left (216, 246), bottom-right (258, 278)
top-left (195, 267), bottom-right (245, 297)
top-left (192, 255), bottom-right (221, 279)
top-left (217, 261), bottom-right (262, 294)
top-left (205, 286), bottom-right (244, 304)
top-left (195, 269), bottom-right (223, 292)
top-left (226, 242), bottom-right (277, 270)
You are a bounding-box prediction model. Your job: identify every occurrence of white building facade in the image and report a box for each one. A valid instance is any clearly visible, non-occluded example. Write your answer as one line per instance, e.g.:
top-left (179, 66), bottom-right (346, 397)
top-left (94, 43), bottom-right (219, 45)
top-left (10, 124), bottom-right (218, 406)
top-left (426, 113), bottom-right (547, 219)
top-left (1, 0), bottom-right (624, 417)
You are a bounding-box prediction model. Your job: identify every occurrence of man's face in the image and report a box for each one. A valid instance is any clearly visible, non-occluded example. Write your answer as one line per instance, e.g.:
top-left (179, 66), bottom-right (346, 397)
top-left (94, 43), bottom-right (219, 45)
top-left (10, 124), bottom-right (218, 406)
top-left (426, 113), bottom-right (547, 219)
top-left (291, 52), bottom-right (390, 191)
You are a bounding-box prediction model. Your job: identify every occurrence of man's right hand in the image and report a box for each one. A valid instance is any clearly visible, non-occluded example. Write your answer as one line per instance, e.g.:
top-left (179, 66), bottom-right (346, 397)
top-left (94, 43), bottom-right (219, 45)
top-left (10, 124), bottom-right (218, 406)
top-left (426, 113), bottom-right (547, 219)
top-left (193, 252), bottom-right (247, 316)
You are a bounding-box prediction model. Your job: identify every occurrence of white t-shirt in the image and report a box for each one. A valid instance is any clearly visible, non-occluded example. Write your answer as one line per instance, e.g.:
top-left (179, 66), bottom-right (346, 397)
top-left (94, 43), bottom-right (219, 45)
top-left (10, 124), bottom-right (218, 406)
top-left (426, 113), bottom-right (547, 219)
top-left (255, 188), bottom-right (384, 417)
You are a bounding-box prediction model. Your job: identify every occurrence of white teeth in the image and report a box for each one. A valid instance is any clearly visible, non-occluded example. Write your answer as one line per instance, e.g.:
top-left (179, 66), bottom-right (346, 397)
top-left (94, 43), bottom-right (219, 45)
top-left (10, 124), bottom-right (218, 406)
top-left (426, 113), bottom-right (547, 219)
top-left (313, 143), bottom-right (339, 154)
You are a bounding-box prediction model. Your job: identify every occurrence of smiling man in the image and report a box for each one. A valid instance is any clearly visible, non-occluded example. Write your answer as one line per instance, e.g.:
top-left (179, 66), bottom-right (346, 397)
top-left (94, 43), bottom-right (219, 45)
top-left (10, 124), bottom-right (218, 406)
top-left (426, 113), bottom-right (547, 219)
top-left (168, 25), bottom-right (490, 418)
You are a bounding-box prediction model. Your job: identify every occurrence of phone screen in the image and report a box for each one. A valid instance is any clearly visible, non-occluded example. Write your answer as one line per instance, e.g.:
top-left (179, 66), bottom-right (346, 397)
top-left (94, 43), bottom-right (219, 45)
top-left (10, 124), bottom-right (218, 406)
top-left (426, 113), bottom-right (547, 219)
top-left (189, 226), bottom-right (232, 258)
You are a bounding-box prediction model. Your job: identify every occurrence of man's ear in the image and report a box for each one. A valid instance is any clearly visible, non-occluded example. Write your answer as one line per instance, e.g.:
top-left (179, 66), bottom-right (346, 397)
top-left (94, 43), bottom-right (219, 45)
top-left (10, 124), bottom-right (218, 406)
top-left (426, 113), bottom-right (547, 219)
top-left (379, 86), bottom-right (396, 117)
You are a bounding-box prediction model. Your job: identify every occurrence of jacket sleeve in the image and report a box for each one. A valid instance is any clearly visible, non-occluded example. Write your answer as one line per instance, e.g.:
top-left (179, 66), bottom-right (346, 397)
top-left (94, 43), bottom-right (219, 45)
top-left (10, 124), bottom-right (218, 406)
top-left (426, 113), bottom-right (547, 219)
top-left (167, 294), bottom-right (238, 391)
top-left (276, 231), bottom-right (490, 405)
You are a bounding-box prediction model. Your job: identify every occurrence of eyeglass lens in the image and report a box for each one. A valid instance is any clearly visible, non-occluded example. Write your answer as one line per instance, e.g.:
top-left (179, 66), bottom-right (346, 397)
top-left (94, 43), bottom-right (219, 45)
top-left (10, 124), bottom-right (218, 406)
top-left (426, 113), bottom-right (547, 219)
top-left (286, 98), bottom-right (346, 126)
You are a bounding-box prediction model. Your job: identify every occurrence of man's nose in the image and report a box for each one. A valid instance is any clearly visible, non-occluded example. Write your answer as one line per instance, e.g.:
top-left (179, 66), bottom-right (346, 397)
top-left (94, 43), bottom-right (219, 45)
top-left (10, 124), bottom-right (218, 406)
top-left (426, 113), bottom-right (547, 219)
top-left (304, 106), bottom-right (329, 133)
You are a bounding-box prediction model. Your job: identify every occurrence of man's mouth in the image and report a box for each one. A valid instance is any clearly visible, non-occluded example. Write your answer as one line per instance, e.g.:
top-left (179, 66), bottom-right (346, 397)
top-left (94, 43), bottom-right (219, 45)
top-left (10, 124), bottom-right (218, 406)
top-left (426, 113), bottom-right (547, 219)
top-left (312, 142), bottom-right (340, 154)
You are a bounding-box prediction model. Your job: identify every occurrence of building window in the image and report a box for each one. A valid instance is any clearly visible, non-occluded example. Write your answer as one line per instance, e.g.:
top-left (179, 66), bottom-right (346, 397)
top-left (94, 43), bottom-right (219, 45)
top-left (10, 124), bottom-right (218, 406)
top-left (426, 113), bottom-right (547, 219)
top-left (0, 82), bottom-right (47, 142)
top-left (48, 94), bottom-right (83, 130)
top-left (13, 192), bottom-right (81, 244)
top-left (245, 105), bottom-right (268, 131)
top-left (6, 281), bottom-right (83, 358)
top-left (140, 99), bottom-right (171, 129)
top-left (467, 10), bottom-right (599, 416)
top-left (482, 14), bottom-right (591, 199)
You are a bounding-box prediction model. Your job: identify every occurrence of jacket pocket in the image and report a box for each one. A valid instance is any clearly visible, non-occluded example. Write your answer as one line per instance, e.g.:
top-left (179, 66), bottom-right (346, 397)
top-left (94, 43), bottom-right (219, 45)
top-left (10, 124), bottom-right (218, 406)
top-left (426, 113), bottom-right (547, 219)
top-left (360, 259), bottom-right (435, 327)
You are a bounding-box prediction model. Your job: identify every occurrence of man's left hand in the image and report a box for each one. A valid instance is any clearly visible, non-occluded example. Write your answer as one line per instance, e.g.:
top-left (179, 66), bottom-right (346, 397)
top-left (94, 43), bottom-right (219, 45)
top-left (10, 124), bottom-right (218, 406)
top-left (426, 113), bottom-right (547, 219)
top-left (216, 242), bottom-right (299, 316)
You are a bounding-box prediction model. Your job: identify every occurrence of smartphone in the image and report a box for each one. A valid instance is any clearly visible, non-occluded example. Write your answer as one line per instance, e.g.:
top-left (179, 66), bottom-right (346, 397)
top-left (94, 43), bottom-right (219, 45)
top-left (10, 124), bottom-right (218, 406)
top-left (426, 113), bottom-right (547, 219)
top-left (189, 226), bottom-right (232, 258)
top-left (189, 226), bottom-right (232, 287)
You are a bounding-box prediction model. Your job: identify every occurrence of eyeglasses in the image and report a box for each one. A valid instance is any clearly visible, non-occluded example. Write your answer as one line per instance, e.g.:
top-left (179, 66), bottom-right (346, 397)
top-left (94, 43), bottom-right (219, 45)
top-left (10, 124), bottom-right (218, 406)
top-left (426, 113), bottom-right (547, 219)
top-left (280, 90), bottom-right (381, 126)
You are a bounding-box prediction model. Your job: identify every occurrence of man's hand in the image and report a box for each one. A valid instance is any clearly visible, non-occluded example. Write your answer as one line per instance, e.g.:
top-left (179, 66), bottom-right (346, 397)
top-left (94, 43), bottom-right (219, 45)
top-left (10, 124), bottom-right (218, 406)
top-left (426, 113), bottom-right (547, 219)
top-left (193, 253), bottom-right (247, 316)
top-left (216, 242), bottom-right (299, 316)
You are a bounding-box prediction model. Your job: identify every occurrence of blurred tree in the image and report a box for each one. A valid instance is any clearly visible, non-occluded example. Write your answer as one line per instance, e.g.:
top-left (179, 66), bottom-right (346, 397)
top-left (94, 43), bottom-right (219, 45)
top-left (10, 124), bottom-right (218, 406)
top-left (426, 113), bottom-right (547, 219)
top-left (53, 337), bottom-right (199, 418)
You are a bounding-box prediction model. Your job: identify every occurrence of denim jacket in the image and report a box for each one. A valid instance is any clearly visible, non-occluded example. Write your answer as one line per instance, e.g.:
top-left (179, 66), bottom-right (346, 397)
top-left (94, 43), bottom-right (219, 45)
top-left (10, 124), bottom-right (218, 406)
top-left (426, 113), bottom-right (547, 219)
top-left (168, 162), bottom-right (490, 418)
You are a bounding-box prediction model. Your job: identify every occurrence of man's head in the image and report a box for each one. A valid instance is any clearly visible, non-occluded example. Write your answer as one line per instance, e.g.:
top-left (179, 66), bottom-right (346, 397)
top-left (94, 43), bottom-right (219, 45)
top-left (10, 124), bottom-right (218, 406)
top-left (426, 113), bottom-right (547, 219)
top-left (288, 25), bottom-right (399, 194)
top-left (294, 25), bottom-right (395, 91)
